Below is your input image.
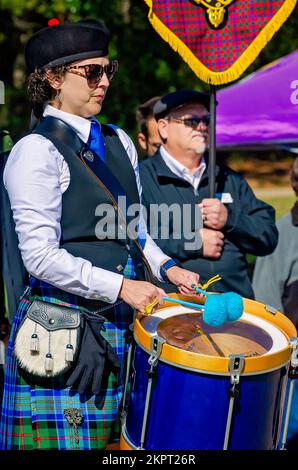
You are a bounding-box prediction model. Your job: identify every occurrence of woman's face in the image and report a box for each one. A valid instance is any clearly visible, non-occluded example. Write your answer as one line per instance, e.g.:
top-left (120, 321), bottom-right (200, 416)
top-left (55, 56), bottom-right (111, 118)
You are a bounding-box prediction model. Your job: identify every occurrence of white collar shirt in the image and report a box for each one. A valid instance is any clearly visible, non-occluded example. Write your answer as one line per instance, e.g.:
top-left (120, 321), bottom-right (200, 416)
top-left (3, 105), bottom-right (168, 303)
top-left (160, 145), bottom-right (206, 190)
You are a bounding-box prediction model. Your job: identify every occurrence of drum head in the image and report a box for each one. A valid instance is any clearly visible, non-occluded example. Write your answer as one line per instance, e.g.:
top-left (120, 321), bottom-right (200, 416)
top-left (157, 313), bottom-right (274, 357)
top-left (138, 304), bottom-right (292, 373)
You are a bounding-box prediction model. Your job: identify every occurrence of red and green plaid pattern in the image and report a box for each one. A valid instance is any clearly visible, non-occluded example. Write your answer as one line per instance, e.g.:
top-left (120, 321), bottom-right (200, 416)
top-left (10, 367), bottom-right (121, 450)
top-left (0, 257), bottom-right (136, 450)
top-left (147, 0), bottom-right (296, 82)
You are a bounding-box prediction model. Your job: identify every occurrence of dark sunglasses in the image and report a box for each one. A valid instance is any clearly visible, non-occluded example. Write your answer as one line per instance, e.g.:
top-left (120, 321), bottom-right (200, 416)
top-left (67, 60), bottom-right (118, 86)
top-left (168, 114), bottom-right (210, 128)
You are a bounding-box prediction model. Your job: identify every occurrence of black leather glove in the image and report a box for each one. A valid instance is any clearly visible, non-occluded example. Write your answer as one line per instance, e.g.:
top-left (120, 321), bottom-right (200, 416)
top-left (66, 315), bottom-right (120, 395)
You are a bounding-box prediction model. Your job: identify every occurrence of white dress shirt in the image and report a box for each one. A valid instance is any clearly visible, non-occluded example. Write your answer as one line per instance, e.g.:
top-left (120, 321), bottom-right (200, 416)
top-left (160, 145), bottom-right (206, 190)
top-left (4, 105), bottom-right (169, 304)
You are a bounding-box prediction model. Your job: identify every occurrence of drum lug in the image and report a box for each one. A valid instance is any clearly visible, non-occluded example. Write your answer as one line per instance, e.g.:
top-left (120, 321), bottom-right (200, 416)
top-left (289, 337), bottom-right (298, 369)
top-left (229, 354), bottom-right (245, 386)
top-left (223, 355), bottom-right (245, 450)
top-left (289, 339), bottom-right (298, 380)
top-left (148, 334), bottom-right (166, 367)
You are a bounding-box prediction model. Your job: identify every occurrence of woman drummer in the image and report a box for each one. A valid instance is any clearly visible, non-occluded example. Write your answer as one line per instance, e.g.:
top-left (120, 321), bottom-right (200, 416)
top-left (0, 19), bottom-right (199, 450)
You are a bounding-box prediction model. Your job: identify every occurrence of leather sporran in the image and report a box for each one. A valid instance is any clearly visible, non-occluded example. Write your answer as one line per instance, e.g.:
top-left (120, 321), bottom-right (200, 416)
top-left (14, 300), bottom-right (82, 378)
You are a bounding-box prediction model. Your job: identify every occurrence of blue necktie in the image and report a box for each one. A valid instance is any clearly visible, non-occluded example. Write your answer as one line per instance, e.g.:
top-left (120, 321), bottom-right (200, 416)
top-left (88, 121), bottom-right (106, 162)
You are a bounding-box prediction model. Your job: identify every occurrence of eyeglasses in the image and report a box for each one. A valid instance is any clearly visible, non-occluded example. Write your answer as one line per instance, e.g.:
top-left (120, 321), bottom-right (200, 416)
top-left (167, 114), bottom-right (210, 128)
top-left (67, 60), bottom-right (118, 86)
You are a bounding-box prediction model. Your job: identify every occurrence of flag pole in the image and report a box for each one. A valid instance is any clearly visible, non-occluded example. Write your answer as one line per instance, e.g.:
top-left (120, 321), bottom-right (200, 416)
top-left (208, 84), bottom-right (216, 198)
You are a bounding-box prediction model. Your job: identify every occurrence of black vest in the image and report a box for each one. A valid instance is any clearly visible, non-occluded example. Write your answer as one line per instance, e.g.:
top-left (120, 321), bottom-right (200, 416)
top-left (34, 117), bottom-right (148, 280)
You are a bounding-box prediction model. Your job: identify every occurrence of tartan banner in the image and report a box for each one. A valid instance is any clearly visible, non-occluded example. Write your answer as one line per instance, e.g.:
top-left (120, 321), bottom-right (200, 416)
top-left (144, 0), bottom-right (297, 84)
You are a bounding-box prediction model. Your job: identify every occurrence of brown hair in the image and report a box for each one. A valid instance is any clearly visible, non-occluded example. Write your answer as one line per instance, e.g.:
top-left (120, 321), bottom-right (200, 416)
top-left (136, 96), bottom-right (160, 137)
top-left (27, 65), bottom-right (68, 118)
top-left (290, 156), bottom-right (298, 196)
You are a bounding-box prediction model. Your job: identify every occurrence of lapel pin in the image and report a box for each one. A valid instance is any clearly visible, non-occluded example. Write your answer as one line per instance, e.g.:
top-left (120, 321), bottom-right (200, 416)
top-left (81, 149), bottom-right (94, 162)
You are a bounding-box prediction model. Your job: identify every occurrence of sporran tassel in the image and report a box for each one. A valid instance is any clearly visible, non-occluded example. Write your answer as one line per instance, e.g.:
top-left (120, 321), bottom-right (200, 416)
top-left (45, 353), bottom-right (54, 373)
top-left (30, 333), bottom-right (40, 352)
top-left (65, 344), bottom-right (74, 362)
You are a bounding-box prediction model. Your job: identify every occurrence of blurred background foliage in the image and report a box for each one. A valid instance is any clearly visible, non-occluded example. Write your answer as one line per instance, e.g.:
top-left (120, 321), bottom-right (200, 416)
top-left (0, 0), bottom-right (297, 142)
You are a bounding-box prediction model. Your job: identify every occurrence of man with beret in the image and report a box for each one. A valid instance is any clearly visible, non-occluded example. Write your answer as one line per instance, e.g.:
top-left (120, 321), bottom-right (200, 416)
top-left (139, 90), bottom-right (278, 297)
top-left (0, 22), bottom-right (200, 450)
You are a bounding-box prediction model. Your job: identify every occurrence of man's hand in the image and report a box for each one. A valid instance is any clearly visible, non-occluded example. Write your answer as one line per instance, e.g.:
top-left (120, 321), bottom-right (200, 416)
top-left (199, 198), bottom-right (228, 230)
top-left (166, 266), bottom-right (200, 295)
top-left (199, 228), bottom-right (224, 259)
top-left (119, 279), bottom-right (166, 314)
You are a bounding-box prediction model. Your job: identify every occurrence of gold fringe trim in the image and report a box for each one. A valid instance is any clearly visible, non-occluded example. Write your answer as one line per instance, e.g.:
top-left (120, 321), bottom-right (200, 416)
top-left (145, 0), bottom-right (297, 85)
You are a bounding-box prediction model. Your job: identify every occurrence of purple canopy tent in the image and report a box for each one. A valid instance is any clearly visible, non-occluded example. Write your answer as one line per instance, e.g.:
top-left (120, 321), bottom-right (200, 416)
top-left (216, 50), bottom-right (298, 151)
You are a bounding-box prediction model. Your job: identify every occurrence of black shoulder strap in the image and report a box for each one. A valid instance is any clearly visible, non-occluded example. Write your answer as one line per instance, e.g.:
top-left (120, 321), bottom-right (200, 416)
top-left (34, 117), bottom-right (138, 210)
top-left (34, 116), bottom-right (155, 284)
top-left (34, 116), bottom-right (83, 159)
top-left (101, 124), bottom-right (140, 205)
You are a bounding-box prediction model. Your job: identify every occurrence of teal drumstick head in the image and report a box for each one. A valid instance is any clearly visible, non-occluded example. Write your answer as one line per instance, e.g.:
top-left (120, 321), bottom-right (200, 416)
top-left (202, 295), bottom-right (227, 327)
top-left (223, 292), bottom-right (244, 322)
top-left (193, 284), bottom-right (244, 326)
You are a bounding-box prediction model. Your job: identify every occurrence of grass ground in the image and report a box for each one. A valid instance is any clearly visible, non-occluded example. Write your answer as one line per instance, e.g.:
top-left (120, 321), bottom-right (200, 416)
top-left (258, 193), bottom-right (296, 220)
top-left (228, 154), bottom-right (296, 218)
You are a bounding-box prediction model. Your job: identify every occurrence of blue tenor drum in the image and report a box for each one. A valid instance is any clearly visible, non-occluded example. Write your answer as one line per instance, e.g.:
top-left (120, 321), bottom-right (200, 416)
top-left (120, 295), bottom-right (297, 450)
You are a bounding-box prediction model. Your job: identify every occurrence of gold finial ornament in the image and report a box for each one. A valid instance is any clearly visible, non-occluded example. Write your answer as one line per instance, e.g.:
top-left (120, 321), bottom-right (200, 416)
top-left (193, 0), bottom-right (235, 28)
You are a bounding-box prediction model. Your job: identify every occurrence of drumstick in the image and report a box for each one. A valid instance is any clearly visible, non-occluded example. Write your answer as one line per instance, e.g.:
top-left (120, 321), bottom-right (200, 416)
top-left (195, 325), bottom-right (215, 348)
top-left (192, 285), bottom-right (211, 296)
top-left (163, 296), bottom-right (204, 310)
top-left (192, 285), bottom-right (244, 323)
top-left (197, 328), bottom-right (225, 357)
top-left (143, 297), bottom-right (203, 316)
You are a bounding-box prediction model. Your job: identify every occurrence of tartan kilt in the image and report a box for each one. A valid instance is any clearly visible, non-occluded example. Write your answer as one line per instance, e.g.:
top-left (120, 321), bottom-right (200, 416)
top-left (0, 258), bottom-right (136, 450)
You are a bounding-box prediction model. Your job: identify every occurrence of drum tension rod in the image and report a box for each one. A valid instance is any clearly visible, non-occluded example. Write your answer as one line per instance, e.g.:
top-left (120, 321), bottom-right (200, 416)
top-left (223, 354), bottom-right (245, 450)
top-left (280, 337), bottom-right (298, 450)
top-left (121, 323), bottom-right (135, 423)
top-left (139, 334), bottom-right (165, 450)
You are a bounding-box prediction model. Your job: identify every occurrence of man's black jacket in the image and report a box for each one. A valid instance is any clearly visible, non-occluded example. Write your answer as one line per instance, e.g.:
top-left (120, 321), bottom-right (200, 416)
top-left (139, 151), bottom-right (278, 298)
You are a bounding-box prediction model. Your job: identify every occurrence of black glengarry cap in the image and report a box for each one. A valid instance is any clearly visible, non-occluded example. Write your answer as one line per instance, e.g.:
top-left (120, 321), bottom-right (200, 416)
top-left (25, 19), bottom-right (110, 73)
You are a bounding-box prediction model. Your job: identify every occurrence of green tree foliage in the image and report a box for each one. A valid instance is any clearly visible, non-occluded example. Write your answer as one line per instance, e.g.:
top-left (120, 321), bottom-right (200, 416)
top-left (0, 0), bottom-right (297, 141)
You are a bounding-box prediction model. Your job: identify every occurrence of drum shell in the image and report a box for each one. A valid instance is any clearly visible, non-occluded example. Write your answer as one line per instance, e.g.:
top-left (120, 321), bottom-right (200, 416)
top-left (123, 345), bottom-right (287, 450)
top-left (121, 297), bottom-right (296, 450)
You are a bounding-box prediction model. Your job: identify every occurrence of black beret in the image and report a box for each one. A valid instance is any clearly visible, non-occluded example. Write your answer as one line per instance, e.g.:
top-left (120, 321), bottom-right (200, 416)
top-left (25, 19), bottom-right (110, 73)
top-left (153, 90), bottom-right (210, 120)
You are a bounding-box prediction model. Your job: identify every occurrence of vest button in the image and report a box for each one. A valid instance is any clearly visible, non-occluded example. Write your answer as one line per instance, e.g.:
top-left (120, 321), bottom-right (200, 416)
top-left (49, 318), bottom-right (55, 325)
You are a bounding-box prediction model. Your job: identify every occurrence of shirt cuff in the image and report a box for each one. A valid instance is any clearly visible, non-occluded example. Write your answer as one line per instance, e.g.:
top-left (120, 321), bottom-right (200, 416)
top-left (143, 234), bottom-right (171, 282)
top-left (89, 268), bottom-right (124, 304)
